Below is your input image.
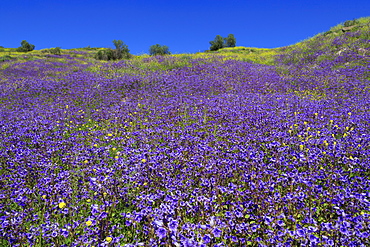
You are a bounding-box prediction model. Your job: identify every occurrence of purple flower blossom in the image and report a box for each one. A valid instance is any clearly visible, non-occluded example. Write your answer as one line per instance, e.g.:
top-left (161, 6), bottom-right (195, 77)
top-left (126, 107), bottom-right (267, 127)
top-left (156, 227), bottom-right (167, 239)
top-left (296, 229), bottom-right (306, 238)
top-left (212, 228), bottom-right (222, 238)
top-left (168, 219), bottom-right (179, 232)
top-left (203, 234), bottom-right (211, 244)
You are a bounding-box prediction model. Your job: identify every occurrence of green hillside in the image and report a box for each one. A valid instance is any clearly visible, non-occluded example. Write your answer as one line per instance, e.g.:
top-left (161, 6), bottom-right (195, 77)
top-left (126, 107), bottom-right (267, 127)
top-left (1, 17), bottom-right (369, 69)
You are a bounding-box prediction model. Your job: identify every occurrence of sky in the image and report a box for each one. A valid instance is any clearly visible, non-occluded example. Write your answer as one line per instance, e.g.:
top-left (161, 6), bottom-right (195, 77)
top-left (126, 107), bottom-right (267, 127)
top-left (1, 0), bottom-right (369, 54)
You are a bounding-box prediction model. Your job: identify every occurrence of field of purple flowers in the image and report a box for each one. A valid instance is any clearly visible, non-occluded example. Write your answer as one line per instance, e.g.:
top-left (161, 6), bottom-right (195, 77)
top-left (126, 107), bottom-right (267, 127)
top-left (1, 23), bottom-right (370, 246)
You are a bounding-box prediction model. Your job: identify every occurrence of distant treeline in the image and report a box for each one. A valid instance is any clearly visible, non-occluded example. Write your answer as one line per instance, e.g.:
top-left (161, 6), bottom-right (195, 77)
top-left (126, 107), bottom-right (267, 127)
top-left (1, 34), bottom-right (237, 61)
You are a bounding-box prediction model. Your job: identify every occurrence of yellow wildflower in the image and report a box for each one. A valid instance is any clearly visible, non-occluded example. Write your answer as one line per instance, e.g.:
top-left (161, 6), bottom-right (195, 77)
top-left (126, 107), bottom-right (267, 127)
top-left (106, 237), bottom-right (113, 243)
top-left (58, 202), bottom-right (66, 209)
top-left (86, 220), bottom-right (93, 226)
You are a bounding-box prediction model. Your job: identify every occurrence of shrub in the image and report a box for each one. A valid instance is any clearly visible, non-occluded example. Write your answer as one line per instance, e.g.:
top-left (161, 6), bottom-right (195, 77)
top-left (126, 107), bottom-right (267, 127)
top-left (95, 40), bottom-right (131, 61)
top-left (49, 47), bottom-right (61, 55)
top-left (343, 19), bottom-right (359, 27)
top-left (112, 40), bottom-right (130, 59)
top-left (40, 47), bottom-right (62, 55)
top-left (16, 40), bottom-right (35, 52)
top-left (149, 44), bottom-right (171, 56)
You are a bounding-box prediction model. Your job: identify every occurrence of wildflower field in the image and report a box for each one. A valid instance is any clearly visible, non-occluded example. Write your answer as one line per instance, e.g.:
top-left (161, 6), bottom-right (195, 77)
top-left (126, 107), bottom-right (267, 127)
top-left (1, 19), bottom-right (370, 246)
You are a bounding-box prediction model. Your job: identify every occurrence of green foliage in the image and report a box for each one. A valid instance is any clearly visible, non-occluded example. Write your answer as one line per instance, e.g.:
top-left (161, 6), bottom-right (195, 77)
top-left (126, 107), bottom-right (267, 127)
top-left (41, 47), bottom-right (62, 55)
top-left (323, 30), bottom-right (333, 36)
top-left (0, 55), bottom-right (14, 62)
top-left (224, 34), bottom-right (236, 47)
top-left (16, 40), bottom-right (35, 52)
top-left (95, 40), bottom-right (131, 61)
top-left (149, 44), bottom-right (171, 56)
top-left (95, 49), bottom-right (112, 60)
top-left (343, 19), bottom-right (359, 27)
top-left (209, 34), bottom-right (237, 51)
top-left (112, 40), bottom-right (130, 59)
top-left (209, 35), bottom-right (224, 51)
top-left (50, 47), bottom-right (61, 55)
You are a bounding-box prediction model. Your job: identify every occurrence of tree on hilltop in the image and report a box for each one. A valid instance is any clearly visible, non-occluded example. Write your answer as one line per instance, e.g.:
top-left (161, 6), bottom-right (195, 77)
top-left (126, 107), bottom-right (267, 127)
top-left (209, 35), bottom-right (225, 51)
top-left (224, 34), bottom-right (236, 47)
top-left (209, 34), bottom-right (237, 51)
top-left (149, 44), bottom-right (171, 55)
top-left (16, 40), bottom-right (35, 52)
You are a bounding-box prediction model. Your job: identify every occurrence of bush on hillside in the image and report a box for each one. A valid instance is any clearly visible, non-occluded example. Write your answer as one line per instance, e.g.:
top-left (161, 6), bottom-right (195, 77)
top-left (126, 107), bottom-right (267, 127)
top-left (41, 47), bottom-right (62, 55)
top-left (343, 19), bottom-right (359, 27)
top-left (112, 40), bottom-right (130, 59)
top-left (49, 47), bottom-right (61, 55)
top-left (149, 44), bottom-right (171, 56)
top-left (95, 40), bottom-right (131, 61)
top-left (16, 40), bottom-right (35, 52)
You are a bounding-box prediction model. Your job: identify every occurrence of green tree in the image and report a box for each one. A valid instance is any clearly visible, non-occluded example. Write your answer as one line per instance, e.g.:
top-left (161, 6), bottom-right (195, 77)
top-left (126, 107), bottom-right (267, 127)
top-left (224, 34), bottom-right (236, 47)
top-left (95, 40), bottom-right (131, 61)
top-left (16, 40), bottom-right (35, 52)
top-left (209, 35), bottom-right (224, 51)
top-left (112, 40), bottom-right (130, 59)
top-left (149, 44), bottom-right (171, 56)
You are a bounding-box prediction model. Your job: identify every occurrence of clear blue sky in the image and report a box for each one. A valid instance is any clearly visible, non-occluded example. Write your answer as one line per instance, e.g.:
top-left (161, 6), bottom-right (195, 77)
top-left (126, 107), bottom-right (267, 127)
top-left (1, 0), bottom-right (369, 54)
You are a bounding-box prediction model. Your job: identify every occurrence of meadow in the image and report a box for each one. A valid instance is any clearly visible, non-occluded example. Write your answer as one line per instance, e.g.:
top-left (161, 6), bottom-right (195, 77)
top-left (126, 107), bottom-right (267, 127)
top-left (0, 18), bottom-right (369, 246)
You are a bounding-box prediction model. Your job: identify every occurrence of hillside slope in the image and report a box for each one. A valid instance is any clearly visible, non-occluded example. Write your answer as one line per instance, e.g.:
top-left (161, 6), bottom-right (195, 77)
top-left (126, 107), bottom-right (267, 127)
top-left (207, 17), bottom-right (370, 66)
top-left (0, 17), bottom-right (370, 246)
